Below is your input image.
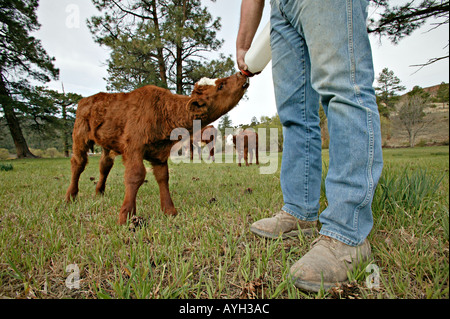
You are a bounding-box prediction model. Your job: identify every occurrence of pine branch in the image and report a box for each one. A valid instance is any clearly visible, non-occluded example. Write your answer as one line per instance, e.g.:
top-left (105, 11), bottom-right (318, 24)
top-left (410, 55), bottom-right (450, 74)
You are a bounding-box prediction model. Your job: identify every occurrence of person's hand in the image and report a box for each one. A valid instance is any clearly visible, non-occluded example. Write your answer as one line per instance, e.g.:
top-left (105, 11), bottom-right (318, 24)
top-left (236, 0), bottom-right (264, 74)
top-left (237, 48), bottom-right (249, 72)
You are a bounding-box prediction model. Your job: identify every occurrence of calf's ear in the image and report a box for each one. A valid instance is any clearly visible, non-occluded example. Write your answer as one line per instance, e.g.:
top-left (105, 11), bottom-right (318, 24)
top-left (187, 98), bottom-right (207, 111)
top-left (186, 97), bottom-right (208, 120)
top-left (187, 98), bottom-right (204, 109)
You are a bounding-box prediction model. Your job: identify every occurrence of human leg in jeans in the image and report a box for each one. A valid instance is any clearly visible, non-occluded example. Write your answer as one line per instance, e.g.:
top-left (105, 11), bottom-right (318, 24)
top-left (245, 0), bottom-right (383, 291)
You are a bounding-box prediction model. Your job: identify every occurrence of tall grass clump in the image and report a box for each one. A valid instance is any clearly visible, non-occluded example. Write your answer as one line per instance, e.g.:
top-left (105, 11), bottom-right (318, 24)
top-left (370, 165), bottom-right (448, 298)
top-left (374, 168), bottom-right (444, 220)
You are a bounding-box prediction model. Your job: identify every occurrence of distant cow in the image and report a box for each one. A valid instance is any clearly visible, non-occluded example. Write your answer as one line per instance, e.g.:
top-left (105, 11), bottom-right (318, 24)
top-left (65, 72), bottom-right (249, 225)
top-left (190, 125), bottom-right (218, 161)
top-left (233, 129), bottom-right (259, 167)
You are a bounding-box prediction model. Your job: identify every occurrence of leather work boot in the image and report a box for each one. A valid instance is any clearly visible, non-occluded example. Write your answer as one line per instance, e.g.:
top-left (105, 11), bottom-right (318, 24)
top-left (250, 210), bottom-right (317, 239)
top-left (289, 235), bottom-right (371, 292)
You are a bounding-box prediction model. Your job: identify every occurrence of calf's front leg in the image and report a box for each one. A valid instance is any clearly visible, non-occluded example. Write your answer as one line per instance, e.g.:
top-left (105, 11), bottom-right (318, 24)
top-left (152, 161), bottom-right (177, 216)
top-left (118, 153), bottom-right (146, 225)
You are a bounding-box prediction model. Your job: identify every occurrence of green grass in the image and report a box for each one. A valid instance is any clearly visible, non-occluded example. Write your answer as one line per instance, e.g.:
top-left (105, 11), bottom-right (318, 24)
top-left (0, 146), bottom-right (448, 299)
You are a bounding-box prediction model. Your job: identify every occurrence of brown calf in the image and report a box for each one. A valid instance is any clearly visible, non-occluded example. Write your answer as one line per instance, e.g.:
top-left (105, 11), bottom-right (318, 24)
top-left (65, 72), bottom-right (249, 224)
top-left (233, 129), bottom-right (259, 167)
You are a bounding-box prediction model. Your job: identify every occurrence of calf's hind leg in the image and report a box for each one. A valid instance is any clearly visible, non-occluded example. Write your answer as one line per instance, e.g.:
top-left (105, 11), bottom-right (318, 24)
top-left (96, 148), bottom-right (115, 195)
top-left (243, 146), bottom-right (249, 166)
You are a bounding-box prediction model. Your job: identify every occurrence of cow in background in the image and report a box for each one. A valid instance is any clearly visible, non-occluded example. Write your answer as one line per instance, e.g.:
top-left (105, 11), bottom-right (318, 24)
top-left (190, 125), bottom-right (218, 161)
top-left (233, 129), bottom-right (259, 167)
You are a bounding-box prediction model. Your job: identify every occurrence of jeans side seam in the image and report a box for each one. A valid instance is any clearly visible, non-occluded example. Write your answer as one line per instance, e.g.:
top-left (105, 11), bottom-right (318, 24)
top-left (347, 0), bottom-right (355, 85)
top-left (352, 108), bottom-right (375, 231)
top-left (301, 45), bottom-right (311, 210)
top-left (347, 0), bottom-right (364, 107)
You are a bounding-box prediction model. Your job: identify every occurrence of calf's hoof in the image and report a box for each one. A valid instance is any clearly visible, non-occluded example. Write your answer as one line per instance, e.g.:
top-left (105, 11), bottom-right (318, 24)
top-left (95, 186), bottom-right (105, 195)
top-left (164, 208), bottom-right (178, 217)
top-left (118, 211), bottom-right (134, 225)
top-left (65, 192), bottom-right (77, 203)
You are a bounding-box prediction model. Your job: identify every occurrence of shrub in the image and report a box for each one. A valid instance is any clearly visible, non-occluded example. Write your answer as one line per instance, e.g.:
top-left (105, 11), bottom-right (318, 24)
top-left (0, 163), bottom-right (13, 171)
top-left (30, 148), bottom-right (44, 157)
top-left (416, 139), bottom-right (428, 147)
top-left (45, 147), bottom-right (61, 158)
top-left (0, 148), bottom-right (10, 160)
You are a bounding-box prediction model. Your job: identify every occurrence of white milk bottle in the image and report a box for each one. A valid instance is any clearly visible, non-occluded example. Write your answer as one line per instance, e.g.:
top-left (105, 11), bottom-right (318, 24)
top-left (242, 22), bottom-right (272, 77)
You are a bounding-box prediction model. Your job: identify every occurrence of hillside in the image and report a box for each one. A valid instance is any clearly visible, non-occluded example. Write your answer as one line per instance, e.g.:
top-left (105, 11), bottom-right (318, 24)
top-left (385, 108), bottom-right (449, 147)
top-left (382, 83), bottom-right (449, 148)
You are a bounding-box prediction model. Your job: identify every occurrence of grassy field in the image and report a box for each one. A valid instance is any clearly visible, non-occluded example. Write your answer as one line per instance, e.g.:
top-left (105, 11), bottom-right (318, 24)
top-left (0, 146), bottom-right (448, 299)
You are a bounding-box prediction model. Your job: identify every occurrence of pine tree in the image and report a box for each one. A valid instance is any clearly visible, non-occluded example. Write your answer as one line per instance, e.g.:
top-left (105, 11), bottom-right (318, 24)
top-left (0, 0), bottom-right (59, 158)
top-left (218, 114), bottom-right (233, 138)
top-left (88, 0), bottom-right (234, 95)
top-left (375, 68), bottom-right (406, 118)
top-left (40, 87), bottom-right (83, 157)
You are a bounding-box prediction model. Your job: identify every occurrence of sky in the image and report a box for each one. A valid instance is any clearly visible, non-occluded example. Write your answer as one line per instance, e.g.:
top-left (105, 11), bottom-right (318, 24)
top-left (34, 0), bottom-right (449, 126)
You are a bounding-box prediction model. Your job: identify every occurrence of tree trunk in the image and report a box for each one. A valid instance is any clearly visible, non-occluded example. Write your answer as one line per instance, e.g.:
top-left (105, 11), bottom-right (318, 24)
top-left (150, 0), bottom-right (168, 89)
top-left (0, 75), bottom-right (36, 158)
top-left (175, 0), bottom-right (187, 95)
top-left (62, 103), bottom-right (70, 157)
top-left (176, 45), bottom-right (183, 94)
top-left (409, 135), bottom-right (414, 148)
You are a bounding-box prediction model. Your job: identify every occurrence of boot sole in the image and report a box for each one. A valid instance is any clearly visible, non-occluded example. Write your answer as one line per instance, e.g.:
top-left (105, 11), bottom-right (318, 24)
top-left (250, 226), bottom-right (316, 239)
top-left (293, 278), bottom-right (342, 293)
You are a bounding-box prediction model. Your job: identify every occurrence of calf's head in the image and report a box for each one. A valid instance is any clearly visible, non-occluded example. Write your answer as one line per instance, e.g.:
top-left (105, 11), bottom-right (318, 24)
top-left (187, 72), bottom-right (249, 124)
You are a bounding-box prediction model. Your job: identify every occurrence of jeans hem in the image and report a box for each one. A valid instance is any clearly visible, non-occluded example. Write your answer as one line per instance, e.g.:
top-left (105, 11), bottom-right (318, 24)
top-left (282, 204), bottom-right (318, 222)
top-left (319, 229), bottom-right (364, 247)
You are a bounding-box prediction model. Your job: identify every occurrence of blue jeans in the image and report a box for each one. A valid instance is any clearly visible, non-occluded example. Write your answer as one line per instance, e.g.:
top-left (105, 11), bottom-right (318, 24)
top-left (270, 0), bottom-right (383, 246)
